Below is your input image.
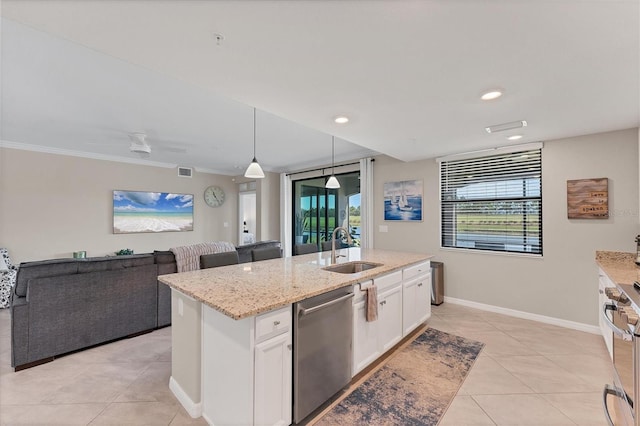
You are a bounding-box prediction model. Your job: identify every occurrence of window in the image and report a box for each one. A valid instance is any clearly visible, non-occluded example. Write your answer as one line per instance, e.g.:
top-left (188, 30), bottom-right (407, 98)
top-left (440, 147), bottom-right (542, 255)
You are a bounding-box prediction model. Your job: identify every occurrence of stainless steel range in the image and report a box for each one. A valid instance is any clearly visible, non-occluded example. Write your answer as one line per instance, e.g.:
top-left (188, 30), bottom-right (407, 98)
top-left (602, 284), bottom-right (640, 425)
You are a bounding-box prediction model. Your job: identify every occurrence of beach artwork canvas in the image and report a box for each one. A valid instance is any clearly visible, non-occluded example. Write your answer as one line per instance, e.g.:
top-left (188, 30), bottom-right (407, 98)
top-left (113, 191), bottom-right (194, 234)
top-left (384, 180), bottom-right (423, 221)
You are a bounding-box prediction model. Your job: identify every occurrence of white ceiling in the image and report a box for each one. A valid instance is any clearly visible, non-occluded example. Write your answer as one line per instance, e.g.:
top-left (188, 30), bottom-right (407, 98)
top-left (1, 0), bottom-right (638, 175)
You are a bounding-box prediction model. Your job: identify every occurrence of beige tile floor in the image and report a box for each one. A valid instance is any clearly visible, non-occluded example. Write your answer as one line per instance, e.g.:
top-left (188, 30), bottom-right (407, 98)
top-left (0, 303), bottom-right (613, 425)
top-left (433, 303), bottom-right (612, 426)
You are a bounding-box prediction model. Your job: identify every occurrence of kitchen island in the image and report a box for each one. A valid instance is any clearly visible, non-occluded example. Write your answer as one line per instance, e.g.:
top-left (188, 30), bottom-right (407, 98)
top-left (159, 247), bottom-right (433, 425)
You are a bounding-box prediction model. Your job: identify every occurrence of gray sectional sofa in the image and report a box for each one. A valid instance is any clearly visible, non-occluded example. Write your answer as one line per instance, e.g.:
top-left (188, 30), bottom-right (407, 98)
top-left (11, 254), bottom-right (161, 370)
top-left (10, 240), bottom-right (282, 371)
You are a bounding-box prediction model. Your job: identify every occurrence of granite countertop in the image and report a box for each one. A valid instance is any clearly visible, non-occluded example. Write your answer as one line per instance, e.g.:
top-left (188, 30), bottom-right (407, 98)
top-left (596, 250), bottom-right (639, 286)
top-left (159, 247), bottom-right (432, 320)
top-left (595, 250), bottom-right (640, 310)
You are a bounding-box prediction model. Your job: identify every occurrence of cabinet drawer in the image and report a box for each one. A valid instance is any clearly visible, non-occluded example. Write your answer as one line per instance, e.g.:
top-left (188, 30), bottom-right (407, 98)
top-left (403, 261), bottom-right (430, 280)
top-left (373, 270), bottom-right (403, 293)
top-left (256, 305), bottom-right (291, 343)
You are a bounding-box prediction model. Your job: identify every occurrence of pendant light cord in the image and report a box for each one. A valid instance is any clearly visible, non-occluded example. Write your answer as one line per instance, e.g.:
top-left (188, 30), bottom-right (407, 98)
top-left (332, 136), bottom-right (335, 174)
top-left (253, 108), bottom-right (257, 159)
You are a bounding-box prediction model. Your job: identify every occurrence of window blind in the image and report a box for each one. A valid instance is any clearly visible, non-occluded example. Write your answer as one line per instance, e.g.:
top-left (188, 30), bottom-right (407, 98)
top-left (440, 148), bottom-right (542, 255)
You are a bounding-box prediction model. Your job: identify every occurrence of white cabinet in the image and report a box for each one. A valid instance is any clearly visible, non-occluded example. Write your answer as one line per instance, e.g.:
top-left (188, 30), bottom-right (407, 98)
top-left (598, 268), bottom-right (615, 359)
top-left (202, 304), bottom-right (292, 426)
top-left (379, 284), bottom-right (404, 352)
top-left (402, 261), bottom-right (431, 336)
top-left (254, 332), bottom-right (292, 426)
top-left (403, 272), bottom-right (431, 336)
top-left (352, 271), bottom-right (404, 376)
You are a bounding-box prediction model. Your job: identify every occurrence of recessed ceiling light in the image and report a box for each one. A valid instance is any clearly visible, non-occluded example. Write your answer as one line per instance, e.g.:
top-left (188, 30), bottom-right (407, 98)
top-left (334, 116), bottom-right (349, 124)
top-left (507, 135), bottom-right (523, 141)
top-left (485, 120), bottom-right (527, 134)
top-left (481, 90), bottom-right (503, 101)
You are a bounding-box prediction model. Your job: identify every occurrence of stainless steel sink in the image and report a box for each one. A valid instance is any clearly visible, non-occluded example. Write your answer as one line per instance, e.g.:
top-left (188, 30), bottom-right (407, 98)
top-left (322, 261), bottom-right (382, 274)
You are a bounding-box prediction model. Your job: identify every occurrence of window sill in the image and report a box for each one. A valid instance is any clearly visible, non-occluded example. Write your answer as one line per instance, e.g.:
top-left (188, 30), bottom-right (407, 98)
top-left (439, 246), bottom-right (543, 259)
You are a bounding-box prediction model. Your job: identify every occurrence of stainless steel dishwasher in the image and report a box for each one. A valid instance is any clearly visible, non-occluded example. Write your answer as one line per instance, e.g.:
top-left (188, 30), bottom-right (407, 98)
top-left (293, 286), bottom-right (354, 424)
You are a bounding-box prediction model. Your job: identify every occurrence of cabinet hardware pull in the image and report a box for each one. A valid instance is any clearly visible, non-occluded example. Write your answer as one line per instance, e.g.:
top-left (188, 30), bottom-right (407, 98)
top-left (273, 320), bottom-right (280, 326)
top-left (287, 344), bottom-right (292, 351)
top-left (418, 283), bottom-right (423, 287)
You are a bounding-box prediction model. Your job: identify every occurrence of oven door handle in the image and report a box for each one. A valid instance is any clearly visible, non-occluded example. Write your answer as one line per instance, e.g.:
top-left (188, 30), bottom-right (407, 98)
top-left (603, 384), bottom-right (619, 426)
top-left (602, 385), bottom-right (622, 426)
top-left (603, 384), bottom-right (634, 426)
top-left (602, 302), bottom-right (633, 341)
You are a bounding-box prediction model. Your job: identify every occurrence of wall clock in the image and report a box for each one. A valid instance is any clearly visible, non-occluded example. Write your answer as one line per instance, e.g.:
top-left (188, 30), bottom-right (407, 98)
top-left (204, 185), bottom-right (225, 207)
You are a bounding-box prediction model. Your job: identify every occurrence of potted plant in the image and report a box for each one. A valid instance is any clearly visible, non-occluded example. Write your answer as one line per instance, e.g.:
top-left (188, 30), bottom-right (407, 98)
top-left (115, 248), bottom-right (134, 256)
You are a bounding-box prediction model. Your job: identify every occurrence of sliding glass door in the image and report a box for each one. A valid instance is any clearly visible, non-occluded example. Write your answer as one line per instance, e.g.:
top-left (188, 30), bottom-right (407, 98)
top-left (292, 172), bottom-right (361, 249)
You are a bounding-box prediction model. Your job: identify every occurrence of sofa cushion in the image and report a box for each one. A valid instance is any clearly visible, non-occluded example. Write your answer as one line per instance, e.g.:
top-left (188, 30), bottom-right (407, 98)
top-left (236, 240), bottom-right (281, 264)
top-left (15, 260), bottom-right (79, 297)
top-left (200, 251), bottom-right (239, 269)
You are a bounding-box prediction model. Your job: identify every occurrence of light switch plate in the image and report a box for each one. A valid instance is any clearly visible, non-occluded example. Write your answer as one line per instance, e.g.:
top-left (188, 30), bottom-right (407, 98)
top-left (379, 225), bottom-right (388, 232)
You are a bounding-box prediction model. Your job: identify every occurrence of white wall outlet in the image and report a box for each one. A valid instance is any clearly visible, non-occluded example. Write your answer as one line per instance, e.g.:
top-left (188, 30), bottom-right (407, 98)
top-left (379, 225), bottom-right (388, 233)
top-left (223, 222), bottom-right (229, 228)
top-left (178, 298), bottom-right (184, 316)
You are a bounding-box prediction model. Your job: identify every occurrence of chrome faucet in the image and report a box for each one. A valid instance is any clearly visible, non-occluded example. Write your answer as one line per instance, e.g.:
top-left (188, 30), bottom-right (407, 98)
top-left (331, 226), bottom-right (353, 264)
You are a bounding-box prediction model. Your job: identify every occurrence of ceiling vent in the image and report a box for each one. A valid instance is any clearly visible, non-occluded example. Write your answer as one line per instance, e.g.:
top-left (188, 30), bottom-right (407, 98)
top-left (178, 167), bottom-right (193, 178)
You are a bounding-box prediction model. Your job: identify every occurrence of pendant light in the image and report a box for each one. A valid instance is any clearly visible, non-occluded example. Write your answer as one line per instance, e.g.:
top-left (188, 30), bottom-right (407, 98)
top-left (325, 136), bottom-right (340, 189)
top-left (244, 108), bottom-right (265, 179)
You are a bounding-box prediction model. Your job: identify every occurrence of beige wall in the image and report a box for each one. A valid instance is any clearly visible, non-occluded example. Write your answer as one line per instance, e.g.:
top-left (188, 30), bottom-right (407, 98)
top-left (374, 128), bottom-right (639, 326)
top-left (257, 172), bottom-right (281, 241)
top-left (0, 148), bottom-right (239, 263)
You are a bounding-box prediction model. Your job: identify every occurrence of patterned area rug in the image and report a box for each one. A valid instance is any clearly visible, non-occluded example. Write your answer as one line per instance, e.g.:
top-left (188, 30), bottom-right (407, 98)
top-left (314, 328), bottom-right (484, 426)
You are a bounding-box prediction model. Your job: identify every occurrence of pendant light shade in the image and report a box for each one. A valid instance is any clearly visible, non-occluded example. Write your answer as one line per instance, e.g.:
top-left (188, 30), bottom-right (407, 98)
top-left (244, 108), bottom-right (265, 179)
top-left (244, 159), bottom-right (264, 179)
top-left (325, 136), bottom-right (340, 189)
top-left (325, 175), bottom-right (340, 189)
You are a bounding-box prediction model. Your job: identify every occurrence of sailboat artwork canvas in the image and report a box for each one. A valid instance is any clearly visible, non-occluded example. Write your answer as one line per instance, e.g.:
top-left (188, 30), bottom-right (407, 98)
top-left (383, 180), bottom-right (423, 221)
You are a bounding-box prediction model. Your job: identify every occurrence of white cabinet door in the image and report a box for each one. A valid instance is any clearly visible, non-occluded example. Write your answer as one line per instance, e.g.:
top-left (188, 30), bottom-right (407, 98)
top-left (403, 273), bottom-right (431, 336)
top-left (352, 299), bottom-right (381, 376)
top-left (402, 278), bottom-right (418, 336)
top-left (378, 284), bottom-right (403, 353)
top-left (416, 272), bottom-right (432, 325)
top-left (254, 332), bottom-right (292, 426)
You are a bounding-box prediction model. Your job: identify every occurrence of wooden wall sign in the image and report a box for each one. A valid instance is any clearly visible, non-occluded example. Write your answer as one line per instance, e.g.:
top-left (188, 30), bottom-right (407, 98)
top-left (567, 178), bottom-right (609, 219)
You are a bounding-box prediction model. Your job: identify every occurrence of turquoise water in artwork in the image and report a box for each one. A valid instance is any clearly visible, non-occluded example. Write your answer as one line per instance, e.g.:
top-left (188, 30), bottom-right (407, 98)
top-left (113, 211), bottom-right (192, 218)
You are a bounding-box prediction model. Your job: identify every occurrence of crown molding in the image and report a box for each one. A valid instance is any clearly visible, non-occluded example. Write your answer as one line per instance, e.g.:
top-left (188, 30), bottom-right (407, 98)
top-left (0, 139), bottom-right (180, 168)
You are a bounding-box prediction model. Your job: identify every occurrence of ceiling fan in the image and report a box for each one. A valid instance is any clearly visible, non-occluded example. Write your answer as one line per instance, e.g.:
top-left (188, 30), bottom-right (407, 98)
top-left (128, 132), bottom-right (152, 156)
top-left (86, 130), bottom-right (189, 157)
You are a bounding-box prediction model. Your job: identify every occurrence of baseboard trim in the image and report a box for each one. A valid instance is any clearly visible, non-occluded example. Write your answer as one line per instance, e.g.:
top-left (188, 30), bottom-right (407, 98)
top-left (443, 296), bottom-right (600, 335)
top-left (169, 376), bottom-right (202, 418)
